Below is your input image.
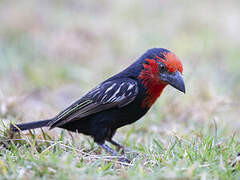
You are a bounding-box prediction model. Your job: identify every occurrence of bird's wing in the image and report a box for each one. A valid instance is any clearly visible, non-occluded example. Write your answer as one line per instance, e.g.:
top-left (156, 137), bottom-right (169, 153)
top-left (49, 79), bottom-right (138, 128)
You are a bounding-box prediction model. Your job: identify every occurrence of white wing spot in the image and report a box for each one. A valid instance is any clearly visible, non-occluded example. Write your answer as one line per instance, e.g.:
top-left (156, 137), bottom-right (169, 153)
top-left (127, 83), bottom-right (134, 90)
top-left (101, 94), bottom-right (108, 102)
top-left (106, 84), bottom-right (123, 103)
top-left (105, 83), bottom-right (116, 93)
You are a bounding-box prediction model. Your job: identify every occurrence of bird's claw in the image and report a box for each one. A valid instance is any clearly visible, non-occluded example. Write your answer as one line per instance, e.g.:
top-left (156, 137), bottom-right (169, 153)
top-left (118, 156), bottom-right (131, 164)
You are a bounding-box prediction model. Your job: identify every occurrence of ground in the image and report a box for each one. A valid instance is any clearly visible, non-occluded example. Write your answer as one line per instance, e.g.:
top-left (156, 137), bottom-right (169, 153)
top-left (0, 0), bottom-right (240, 179)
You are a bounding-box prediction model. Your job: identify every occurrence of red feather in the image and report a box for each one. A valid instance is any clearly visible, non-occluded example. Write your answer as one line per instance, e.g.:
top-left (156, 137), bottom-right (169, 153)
top-left (138, 51), bottom-right (183, 108)
top-left (138, 59), bottom-right (167, 108)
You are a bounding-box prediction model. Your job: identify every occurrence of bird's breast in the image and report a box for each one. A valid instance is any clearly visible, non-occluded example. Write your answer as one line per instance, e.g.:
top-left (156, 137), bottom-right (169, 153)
top-left (141, 83), bottom-right (167, 108)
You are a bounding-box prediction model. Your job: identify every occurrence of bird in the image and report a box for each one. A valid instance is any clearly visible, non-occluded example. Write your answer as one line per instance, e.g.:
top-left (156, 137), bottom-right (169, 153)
top-left (10, 48), bottom-right (185, 162)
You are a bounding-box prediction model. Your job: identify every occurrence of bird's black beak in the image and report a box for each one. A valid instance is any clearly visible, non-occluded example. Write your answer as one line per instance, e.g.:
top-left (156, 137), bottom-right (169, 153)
top-left (160, 71), bottom-right (185, 93)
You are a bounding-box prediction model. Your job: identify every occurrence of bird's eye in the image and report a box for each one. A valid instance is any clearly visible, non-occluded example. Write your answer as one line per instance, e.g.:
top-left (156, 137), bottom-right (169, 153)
top-left (159, 63), bottom-right (166, 72)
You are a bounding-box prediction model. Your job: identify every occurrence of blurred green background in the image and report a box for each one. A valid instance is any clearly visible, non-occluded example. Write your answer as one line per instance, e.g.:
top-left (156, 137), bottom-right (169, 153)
top-left (0, 0), bottom-right (240, 150)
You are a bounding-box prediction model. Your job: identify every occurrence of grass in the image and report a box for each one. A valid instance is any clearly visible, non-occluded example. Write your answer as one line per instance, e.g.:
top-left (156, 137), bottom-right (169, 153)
top-left (0, 122), bottom-right (240, 179)
top-left (1, 0), bottom-right (240, 179)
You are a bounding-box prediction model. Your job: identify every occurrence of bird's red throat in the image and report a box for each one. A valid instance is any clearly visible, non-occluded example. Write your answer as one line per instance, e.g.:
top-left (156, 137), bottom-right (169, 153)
top-left (138, 59), bottom-right (167, 108)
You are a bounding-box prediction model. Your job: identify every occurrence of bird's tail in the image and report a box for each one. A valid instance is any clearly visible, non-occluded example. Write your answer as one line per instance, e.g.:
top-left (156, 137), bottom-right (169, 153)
top-left (10, 119), bottom-right (52, 133)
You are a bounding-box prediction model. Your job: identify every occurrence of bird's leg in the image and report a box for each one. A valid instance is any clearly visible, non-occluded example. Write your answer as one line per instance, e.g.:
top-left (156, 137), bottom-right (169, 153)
top-left (108, 139), bottom-right (133, 154)
top-left (109, 139), bottom-right (125, 153)
top-left (98, 143), bottom-right (131, 163)
top-left (98, 143), bottom-right (117, 156)
top-left (109, 139), bottom-right (140, 159)
top-left (109, 139), bottom-right (123, 150)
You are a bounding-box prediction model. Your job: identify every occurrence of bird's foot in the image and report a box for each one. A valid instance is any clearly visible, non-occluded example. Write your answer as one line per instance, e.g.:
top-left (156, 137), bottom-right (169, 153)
top-left (97, 143), bottom-right (132, 164)
top-left (108, 139), bottom-right (132, 154)
top-left (118, 156), bottom-right (131, 164)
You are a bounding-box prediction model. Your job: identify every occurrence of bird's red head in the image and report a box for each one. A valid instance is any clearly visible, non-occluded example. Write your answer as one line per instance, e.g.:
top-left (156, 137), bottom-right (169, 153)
top-left (138, 48), bottom-right (185, 108)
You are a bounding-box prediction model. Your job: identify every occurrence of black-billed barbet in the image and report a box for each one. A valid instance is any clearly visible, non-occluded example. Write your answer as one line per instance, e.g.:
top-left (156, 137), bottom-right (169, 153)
top-left (10, 48), bottom-right (185, 161)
